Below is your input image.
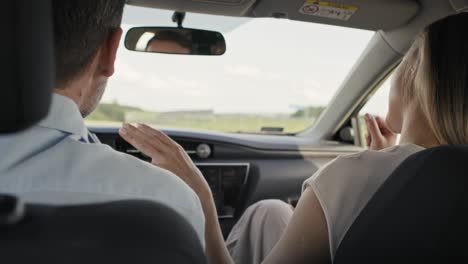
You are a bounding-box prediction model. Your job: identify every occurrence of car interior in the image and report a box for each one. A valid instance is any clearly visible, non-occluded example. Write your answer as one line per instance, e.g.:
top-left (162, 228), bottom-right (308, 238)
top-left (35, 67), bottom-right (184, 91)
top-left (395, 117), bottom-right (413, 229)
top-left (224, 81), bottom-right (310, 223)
top-left (2, 0), bottom-right (468, 262)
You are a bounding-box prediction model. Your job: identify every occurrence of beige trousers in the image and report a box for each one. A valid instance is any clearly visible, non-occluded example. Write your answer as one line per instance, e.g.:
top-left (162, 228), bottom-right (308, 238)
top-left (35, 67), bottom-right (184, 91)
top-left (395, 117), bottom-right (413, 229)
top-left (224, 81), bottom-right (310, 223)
top-left (226, 200), bottom-right (294, 264)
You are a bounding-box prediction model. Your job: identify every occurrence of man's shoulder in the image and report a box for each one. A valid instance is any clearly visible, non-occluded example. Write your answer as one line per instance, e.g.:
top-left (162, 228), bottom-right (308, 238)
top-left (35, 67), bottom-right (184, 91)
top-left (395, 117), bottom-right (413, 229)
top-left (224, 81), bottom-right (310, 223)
top-left (28, 138), bottom-right (205, 244)
top-left (63, 138), bottom-right (155, 170)
top-left (61, 140), bottom-right (194, 196)
top-left (1, 127), bottom-right (205, 239)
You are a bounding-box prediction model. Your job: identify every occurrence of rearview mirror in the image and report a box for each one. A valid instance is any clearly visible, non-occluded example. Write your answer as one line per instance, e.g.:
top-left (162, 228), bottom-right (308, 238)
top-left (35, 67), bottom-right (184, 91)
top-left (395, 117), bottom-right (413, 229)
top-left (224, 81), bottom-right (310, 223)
top-left (125, 27), bottom-right (226, 56)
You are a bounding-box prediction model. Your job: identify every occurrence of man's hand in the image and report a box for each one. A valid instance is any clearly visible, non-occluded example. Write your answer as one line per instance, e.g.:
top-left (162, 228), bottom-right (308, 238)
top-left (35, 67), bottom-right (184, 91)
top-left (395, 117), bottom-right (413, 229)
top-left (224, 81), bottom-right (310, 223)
top-left (364, 114), bottom-right (397, 151)
top-left (119, 124), bottom-right (235, 264)
top-left (119, 123), bottom-right (212, 201)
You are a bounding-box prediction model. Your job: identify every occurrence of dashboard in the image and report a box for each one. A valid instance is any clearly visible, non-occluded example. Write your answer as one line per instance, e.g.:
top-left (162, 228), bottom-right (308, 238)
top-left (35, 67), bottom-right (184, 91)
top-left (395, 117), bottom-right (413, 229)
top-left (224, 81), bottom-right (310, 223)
top-left (90, 126), bottom-right (361, 236)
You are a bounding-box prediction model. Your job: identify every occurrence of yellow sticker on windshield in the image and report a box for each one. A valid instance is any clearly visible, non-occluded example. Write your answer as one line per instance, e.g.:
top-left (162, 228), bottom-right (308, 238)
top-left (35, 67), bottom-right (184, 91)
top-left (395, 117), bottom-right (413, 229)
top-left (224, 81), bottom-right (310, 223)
top-left (299, 1), bottom-right (358, 21)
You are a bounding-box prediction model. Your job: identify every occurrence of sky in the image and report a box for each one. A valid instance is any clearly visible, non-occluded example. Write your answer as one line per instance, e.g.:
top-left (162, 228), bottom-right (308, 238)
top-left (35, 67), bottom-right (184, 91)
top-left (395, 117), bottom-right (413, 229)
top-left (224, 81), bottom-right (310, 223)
top-left (102, 5), bottom-right (388, 116)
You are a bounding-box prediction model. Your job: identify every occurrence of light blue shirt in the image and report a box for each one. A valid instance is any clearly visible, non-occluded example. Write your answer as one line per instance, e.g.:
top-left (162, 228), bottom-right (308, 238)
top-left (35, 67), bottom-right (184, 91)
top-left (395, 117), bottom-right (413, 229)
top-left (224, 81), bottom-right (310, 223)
top-left (0, 93), bottom-right (205, 244)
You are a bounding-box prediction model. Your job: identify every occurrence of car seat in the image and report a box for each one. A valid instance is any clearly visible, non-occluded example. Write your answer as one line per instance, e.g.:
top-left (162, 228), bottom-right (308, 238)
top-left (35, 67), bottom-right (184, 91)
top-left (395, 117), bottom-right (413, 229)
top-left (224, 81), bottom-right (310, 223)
top-left (334, 145), bottom-right (468, 263)
top-left (0, 1), bottom-right (206, 263)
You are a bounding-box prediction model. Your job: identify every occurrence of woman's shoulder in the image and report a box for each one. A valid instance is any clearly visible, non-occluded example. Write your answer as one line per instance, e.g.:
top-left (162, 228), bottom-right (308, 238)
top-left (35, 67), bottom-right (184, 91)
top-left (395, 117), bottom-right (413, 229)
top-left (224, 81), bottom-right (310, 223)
top-left (339, 143), bottom-right (423, 159)
top-left (329, 143), bottom-right (423, 167)
top-left (302, 144), bottom-right (425, 256)
top-left (304, 144), bottom-right (424, 189)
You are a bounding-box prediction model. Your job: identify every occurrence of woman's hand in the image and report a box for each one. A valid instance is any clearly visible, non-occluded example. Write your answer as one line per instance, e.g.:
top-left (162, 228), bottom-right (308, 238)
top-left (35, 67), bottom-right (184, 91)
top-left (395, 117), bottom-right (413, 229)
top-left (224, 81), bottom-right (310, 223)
top-left (364, 114), bottom-right (397, 151)
top-left (118, 123), bottom-right (212, 202)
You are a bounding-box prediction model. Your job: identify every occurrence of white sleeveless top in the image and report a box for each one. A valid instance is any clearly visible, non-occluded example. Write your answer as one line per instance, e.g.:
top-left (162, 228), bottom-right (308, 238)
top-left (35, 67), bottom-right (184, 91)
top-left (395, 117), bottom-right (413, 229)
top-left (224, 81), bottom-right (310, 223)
top-left (302, 144), bottom-right (424, 259)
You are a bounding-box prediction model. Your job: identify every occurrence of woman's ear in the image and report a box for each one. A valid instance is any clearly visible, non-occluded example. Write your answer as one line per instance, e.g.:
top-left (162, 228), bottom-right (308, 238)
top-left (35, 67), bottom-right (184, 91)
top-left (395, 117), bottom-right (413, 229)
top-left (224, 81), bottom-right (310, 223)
top-left (98, 27), bottom-right (123, 77)
top-left (386, 73), bottom-right (404, 133)
top-left (386, 44), bottom-right (420, 134)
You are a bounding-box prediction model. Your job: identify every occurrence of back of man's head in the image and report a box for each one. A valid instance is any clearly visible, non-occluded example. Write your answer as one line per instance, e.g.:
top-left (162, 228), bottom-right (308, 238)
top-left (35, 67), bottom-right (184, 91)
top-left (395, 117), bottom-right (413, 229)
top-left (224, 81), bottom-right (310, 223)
top-left (52, 0), bottom-right (126, 88)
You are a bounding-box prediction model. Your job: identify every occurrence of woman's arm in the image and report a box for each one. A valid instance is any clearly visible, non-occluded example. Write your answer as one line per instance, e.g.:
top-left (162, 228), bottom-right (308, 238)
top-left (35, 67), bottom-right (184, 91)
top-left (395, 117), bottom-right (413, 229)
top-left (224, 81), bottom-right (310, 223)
top-left (119, 123), bottom-right (330, 264)
top-left (262, 187), bottom-right (330, 264)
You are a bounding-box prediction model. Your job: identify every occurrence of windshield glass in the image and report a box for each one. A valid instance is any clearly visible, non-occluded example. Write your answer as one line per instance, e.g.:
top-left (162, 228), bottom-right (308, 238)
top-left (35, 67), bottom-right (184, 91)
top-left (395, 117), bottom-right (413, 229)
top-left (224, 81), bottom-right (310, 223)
top-left (85, 6), bottom-right (374, 134)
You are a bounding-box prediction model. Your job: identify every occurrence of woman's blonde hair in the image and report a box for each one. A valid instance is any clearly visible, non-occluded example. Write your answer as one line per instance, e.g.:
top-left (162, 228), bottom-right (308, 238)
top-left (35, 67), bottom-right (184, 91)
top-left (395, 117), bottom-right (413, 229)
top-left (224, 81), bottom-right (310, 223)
top-left (409, 13), bottom-right (468, 145)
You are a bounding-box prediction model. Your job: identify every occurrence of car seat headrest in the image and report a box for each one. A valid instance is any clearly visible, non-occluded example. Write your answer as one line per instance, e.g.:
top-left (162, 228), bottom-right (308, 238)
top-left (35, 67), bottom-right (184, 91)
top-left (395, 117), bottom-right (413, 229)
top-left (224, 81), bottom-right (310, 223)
top-left (0, 0), bottom-right (54, 134)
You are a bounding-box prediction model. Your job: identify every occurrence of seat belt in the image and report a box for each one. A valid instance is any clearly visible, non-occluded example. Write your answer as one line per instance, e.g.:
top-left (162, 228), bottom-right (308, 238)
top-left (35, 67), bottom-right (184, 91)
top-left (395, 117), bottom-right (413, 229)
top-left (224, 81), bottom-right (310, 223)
top-left (87, 131), bottom-right (101, 144)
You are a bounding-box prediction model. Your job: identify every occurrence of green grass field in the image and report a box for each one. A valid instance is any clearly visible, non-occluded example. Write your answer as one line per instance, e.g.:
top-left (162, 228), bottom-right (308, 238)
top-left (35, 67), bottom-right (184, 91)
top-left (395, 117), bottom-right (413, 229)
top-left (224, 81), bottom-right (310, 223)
top-left (86, 103), bottom-right (322, 134)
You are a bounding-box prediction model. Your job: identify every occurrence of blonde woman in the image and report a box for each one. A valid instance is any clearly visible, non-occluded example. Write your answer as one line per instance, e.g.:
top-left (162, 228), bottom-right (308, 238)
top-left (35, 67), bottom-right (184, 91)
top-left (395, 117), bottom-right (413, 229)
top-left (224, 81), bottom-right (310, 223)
top-left (119, 12), bottom-right (468, 264)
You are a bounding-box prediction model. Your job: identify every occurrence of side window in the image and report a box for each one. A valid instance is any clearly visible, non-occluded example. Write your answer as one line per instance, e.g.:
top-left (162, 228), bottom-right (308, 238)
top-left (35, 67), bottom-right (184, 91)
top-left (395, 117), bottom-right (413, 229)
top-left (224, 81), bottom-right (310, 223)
top-left (357, 74), bottom-right (392, 147)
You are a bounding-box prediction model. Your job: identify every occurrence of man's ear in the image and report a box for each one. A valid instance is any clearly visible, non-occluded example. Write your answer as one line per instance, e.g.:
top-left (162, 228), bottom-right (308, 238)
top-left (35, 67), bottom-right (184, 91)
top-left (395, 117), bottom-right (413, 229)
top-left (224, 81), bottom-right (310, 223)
top-left (99, 27), bottom-right (123, 77)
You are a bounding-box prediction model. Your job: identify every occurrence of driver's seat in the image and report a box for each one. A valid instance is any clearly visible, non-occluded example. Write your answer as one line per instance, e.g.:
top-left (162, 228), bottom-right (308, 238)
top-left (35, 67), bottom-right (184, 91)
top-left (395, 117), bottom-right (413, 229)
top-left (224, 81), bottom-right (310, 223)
top-left (0, 1), bottom-right (206, 263)
top-left (334, 145), bottom-right (468, 263)
top-left (0, 197), bottom-right (207, 263)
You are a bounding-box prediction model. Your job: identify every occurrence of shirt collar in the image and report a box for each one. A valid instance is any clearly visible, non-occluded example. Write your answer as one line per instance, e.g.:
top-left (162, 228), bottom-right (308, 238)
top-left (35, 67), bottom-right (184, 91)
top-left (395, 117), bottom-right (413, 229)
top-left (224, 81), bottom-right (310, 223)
top-left (37, 93), bottom-right (89, 142)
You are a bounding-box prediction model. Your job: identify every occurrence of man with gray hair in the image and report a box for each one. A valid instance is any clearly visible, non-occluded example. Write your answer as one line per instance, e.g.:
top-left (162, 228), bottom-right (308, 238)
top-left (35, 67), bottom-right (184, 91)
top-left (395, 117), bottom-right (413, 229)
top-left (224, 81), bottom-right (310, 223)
top-left (0, 0), bottom-right (205, 246)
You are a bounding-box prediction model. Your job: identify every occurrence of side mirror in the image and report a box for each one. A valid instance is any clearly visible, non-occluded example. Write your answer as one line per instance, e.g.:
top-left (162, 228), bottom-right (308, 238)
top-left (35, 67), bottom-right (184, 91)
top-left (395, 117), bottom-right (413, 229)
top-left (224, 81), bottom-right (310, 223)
top-left (125, 27), bottom-right (226, 56)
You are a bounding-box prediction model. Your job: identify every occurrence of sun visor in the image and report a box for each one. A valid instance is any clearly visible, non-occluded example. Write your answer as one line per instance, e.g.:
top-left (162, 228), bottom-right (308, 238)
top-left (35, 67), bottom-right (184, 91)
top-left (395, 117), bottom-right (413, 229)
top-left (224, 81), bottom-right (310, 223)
top-left (127, 0), bottom-right (257, 16)
top-left (252, 0), bottom-right (420, 31)
top-left (128, 0), bottom-right (420, 31)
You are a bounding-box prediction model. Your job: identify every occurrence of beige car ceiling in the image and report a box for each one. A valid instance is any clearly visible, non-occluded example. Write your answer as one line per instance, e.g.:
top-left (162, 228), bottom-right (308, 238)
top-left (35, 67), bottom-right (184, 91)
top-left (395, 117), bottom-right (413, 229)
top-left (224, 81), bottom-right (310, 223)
top-left (127, 0), bottom-right (420, 31)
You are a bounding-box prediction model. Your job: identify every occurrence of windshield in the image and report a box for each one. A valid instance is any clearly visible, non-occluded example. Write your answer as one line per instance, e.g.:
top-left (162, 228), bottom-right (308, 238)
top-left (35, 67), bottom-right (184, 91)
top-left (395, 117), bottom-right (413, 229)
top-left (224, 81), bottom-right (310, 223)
top-left (85, 6), bottom-right (374, 134)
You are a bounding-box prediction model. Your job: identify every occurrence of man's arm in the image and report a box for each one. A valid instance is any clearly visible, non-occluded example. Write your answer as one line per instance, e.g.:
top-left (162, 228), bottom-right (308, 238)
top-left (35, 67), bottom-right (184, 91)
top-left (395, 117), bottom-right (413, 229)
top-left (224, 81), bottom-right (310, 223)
top-left (199, 192), bottom-right (234, 264)
top-left (119, 123), bottom-right (233, 263)
top-left (119, 123), bottom-right (331, 264)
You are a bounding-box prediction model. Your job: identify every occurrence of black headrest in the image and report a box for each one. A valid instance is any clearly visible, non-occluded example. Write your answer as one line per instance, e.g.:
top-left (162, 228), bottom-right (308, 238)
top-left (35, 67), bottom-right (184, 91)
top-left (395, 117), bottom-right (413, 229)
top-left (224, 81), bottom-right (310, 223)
top-left (335, 145), bottom-right (468, 262)
top-left (0, 0), bottom-right (54, 134)
top-left (0, 199), bottom-right (207, 263)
